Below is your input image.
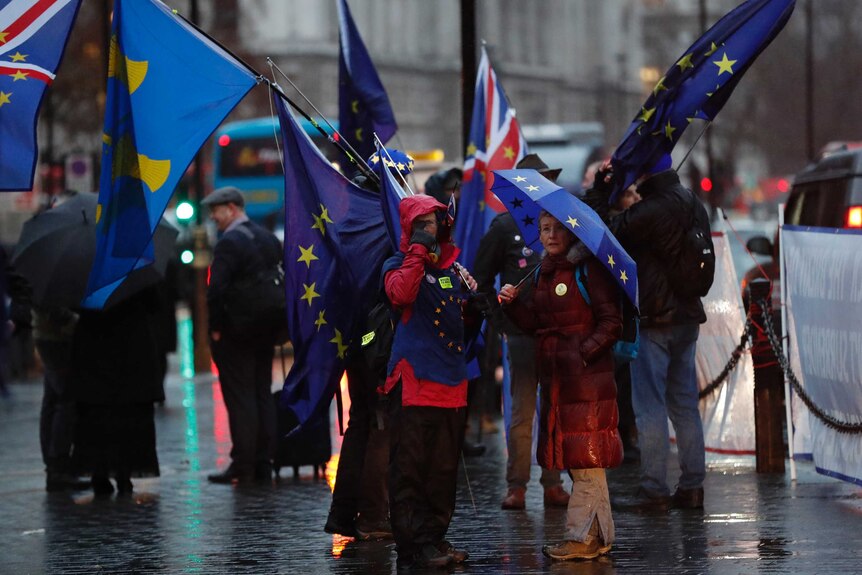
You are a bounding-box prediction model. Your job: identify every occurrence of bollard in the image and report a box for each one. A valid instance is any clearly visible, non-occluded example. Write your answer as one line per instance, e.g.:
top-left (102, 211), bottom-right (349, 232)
top-left (747, 278), bottom-right (785, 473)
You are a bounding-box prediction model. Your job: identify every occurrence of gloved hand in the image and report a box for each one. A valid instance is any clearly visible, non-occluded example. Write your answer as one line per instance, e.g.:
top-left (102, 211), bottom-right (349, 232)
top-left (410, 229), bottom-right (437, 251)
top-left (466, 293), bottom-right (491, 316)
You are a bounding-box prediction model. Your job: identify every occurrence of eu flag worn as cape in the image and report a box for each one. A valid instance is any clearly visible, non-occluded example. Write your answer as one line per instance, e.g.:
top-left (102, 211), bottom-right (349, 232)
top-left (610, 0), bottom-right (796, 204)
top-left (83, 0), bottom-right (256, 308)
top-left (0, 0), bottom-right (82, 191)
top-left (276, 93), bottom-right (391, 432)
top-left (455, 46), bottom-right (526, 270)
top-left (337, 0), bottom-right (397, 163)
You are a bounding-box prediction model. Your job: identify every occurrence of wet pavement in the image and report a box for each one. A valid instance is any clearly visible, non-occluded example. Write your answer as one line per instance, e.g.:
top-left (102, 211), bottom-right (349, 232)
top-left (2, 358), bottom-right (862, 575)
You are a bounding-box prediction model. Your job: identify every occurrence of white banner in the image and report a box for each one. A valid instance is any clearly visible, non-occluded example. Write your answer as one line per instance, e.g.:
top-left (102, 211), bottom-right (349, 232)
top-left (784, 226), bottom-right (862, 485)
top-left (692, 231), bottom-right (756, 454)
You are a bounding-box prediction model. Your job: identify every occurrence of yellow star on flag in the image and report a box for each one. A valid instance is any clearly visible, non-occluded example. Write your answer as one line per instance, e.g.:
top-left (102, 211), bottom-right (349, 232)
top-left (0, 31), bottom-right (9, 44)
top-left (478, 200), bottom-right (485, 211)
top-left (566, 216), bottom-right (579, 228)
top-left (704, 42), bottom-right (719, 57)
top-left (11, 70), bottom-right (27, 81)
top-left (355, 128), bottom-right (363, 142)
top-left (9, 52), bottom-right (26, 62)
top-left (351, 100), bottom-right (359, 114)
top-left (311, 204), bottom-right (335, 235)
top-left (638, 106), bottom-right (656, 123)
top-left (370, 154), bottom-right (380, 164)
top-left (607, 254), bottom-right (616, 268)
top-left (300, 282), bottom-right (320, 306)
top-left (525, 185), bottom-right (539, 192)
top-left (466, 142), bottom-right (477, 156)
top-left (297, 244), bottom-right (318, 268)
top-left (314, 310), bottom-right (327, 331)
top-left (330, 329), bottom-right (349, 359)
top-left (676, 53), bottom-right (694, 71)
top-left (503, 146), bottom-right (515, 160)
top-left (0, 91), bottom-right (11, 107)
top-left (513, 175), bottom-right (527, 182)
top-left (713, 53), bottom-right (737, 76)
top-left (653, 76), bottom-right (668, 96)
top-left (396, 162), bottom-right (405, 172)
top-left (619, 270), bottom-right (629, 284)
top-left (664, 120), bottom-right (676, 140)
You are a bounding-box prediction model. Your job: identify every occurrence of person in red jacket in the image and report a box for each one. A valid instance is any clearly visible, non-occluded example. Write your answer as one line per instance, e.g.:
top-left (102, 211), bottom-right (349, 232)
top-left (499, 211), bottom-right (623, 561)
top-left (381, 194), bottom-right (478, 570)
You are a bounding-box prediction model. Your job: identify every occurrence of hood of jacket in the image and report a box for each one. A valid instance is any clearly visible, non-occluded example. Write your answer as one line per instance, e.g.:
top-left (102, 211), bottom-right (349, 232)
top-left (398, 194), bottom-right (459, 267)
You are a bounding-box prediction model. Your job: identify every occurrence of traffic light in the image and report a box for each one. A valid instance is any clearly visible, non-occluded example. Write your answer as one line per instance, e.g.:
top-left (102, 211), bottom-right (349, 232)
top-left (176, 200), bottom-right (195, 223)
top-left (700, 177), bottom-right (713, 193)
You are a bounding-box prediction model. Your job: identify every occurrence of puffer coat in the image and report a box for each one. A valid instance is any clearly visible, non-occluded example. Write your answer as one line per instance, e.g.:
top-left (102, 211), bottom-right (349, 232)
top-left (505, 242), bottom-right (624, 470)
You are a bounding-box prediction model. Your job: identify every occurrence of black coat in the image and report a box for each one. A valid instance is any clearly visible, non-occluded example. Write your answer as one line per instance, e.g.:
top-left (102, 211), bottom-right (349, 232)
top-left (601, 170), bottom-right (708, 327)
top-left (472, 212), bottom-right (541, 335)
top-left (207, 220), bottom-right (282, 336)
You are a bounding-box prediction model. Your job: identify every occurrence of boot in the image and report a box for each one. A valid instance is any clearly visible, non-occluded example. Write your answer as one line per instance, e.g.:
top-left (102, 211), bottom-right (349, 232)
top-left (542, 538), bottom-right (611, 560)
top-left (544, 484), bottom-right (570, 508)
top-left (436, 540), bottom-right (469, 563)
top-left (672, 486), bottom-right (704, 509)
top-left (501, 487), bottom-right (526, 510)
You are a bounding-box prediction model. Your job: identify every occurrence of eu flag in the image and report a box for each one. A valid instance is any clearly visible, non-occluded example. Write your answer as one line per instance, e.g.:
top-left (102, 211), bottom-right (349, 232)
top-left (276, 92), bottom-right (391, 432)
top-left (0, 0), bottom-right (82, 191)
top-left (337, 0), bottom-right (397, 163)
top-left (82, 0), bottom-right (256, 308)
top-left (610, 0), bottom-right (796, 204)
top-left (375, 147), bottom-right (408, 252)
top-left (454, 46), bottom-right (526, 270)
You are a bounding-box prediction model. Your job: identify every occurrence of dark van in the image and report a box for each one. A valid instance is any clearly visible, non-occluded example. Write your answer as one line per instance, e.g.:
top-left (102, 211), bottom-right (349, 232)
top-left (784, 147), bottom-right (862, 229)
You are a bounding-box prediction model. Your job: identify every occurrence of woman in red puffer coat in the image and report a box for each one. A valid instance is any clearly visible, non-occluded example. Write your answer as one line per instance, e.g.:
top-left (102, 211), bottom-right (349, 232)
top-left (499, 211), bottom-right (623, 562)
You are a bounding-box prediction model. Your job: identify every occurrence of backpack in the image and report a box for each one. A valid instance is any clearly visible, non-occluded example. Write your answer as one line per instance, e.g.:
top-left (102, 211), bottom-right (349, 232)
top-left (225, 227), bottom-right (289, 345)
top-left (670, 194), bottom-right (715, 298)
top-left (533, 263), bottom-right (639, 363)
top-left (358, 300), bottom-right (396, 383)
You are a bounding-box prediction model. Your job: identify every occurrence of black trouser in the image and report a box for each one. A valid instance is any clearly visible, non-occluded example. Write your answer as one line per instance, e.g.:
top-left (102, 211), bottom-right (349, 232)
top-left (388, 385), bottom-right (466, 558)
top-left (36, 340), bottom-right (76, 471)
top-left (211, 337), bottom-right (276, 472)
top-left (329, 364), bottom-right (390, 524)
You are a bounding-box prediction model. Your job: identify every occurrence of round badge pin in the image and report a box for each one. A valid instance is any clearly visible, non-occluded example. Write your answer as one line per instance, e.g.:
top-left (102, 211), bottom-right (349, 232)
top-left (555, 283), bottom-right (568, 296)
top-left (426, 274), bottom-right (437, 284)
top-left (514, 235), bottom-right (521, 241)
top-left (522, 247), bottom-right (533, 257)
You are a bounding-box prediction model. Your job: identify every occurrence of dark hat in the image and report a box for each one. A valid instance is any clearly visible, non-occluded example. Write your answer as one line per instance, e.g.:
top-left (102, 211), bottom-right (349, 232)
top-left (423, 167), bottom-right (462, 204)
top-left (516, 153), bottom-right (562, 183)
top-left (201, 186), bottom-right (244, 207)
top-left (368, 148), bottom-right (415, 175)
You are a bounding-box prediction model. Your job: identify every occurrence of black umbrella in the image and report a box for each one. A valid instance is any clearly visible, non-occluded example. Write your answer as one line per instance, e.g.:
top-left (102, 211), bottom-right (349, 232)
top-left (11, 192), bottom-right (178, 309)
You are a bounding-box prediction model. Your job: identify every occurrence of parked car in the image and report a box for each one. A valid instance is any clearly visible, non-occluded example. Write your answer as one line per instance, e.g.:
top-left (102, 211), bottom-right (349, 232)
top-left (783, 146), bottom-right (862, 229)
top-left (521, 122), bottom-right (605, 195)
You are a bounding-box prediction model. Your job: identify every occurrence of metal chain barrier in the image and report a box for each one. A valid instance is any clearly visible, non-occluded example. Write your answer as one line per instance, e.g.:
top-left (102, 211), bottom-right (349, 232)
top-left (758, 299), bottom-right (862, 434)
top-left (698, 320), bottom-right (752, 400)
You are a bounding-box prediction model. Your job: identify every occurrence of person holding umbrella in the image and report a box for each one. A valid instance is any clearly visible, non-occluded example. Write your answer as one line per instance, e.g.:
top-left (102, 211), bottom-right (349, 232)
top-left (498, 208), bottom-right (623, 561)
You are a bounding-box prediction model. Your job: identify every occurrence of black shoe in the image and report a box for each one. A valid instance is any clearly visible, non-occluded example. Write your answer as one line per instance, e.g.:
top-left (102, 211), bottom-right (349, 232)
top-left (46, 472), bottom-right (91, 492)
top-left (614, 488), bottom-right (671, 513)
top-left (92, 475), bottom-right (115, 496)
top-left (414, 544), bottom-right (454, 568)
top-left (437, 540), bottom-right (469, 563)
top-left (324, 513), bottom-right (356, 538)
top-left (207, 467), bottom-right (254, 485)
top-left (462, 441), bottom-right (486, 457)
top-left (116, 477), bottom-right (133, 495)
top-left (672, 487), bottom-right (704, 509)
top-left (255, 462), bottom-right (273, 483)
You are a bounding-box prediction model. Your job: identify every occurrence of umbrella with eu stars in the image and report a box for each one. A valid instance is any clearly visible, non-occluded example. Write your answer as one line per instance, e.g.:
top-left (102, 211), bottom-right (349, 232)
top-left (491, 168), bottom-right (639, 309)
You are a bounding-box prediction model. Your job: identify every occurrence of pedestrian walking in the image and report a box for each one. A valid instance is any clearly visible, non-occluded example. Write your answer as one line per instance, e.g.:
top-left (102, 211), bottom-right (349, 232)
top-left (204, 186), bottom-right (281, 485)
top-left (586, 155), bottom-right (713, 511)
top-left (472, 153), bottom-right (570, 510)
top-left (381, 194), bottom-right (479, 570)
top-left (498, 209), bottom-right (623, 561)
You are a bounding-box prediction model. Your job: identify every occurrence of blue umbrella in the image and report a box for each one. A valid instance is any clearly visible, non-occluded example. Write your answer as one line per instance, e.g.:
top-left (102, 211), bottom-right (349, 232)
top-left (491, 169), bottom-right (639, 309)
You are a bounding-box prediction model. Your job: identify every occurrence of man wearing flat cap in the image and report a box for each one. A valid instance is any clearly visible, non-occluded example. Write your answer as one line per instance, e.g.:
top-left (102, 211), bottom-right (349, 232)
top-left (203, 187), bottom-right (282, 485)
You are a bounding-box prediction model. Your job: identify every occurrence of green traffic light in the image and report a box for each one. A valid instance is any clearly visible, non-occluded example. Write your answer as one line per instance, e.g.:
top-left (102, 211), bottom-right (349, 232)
top-left (176, 201), bottom-right (195, 222)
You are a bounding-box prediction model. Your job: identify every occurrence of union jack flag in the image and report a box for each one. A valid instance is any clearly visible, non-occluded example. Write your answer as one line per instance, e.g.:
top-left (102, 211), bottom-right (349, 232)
top-left (454, 46), bottom-right (527, 269)
top-left (0, 0), bottom-right (82, 191)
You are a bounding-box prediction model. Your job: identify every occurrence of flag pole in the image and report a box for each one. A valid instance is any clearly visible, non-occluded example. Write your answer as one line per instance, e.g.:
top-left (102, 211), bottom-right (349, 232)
top-left (169, 9), bottom-right (378, 184)
top-left (674, 120), bottom-right (712, 172)
top-left (267, 58), bottom-right (378, 183)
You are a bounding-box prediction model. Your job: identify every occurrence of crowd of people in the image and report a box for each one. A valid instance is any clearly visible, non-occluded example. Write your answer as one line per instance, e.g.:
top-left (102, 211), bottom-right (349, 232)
top-left (0, 147), bottom-right (713, 570)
